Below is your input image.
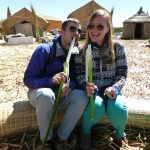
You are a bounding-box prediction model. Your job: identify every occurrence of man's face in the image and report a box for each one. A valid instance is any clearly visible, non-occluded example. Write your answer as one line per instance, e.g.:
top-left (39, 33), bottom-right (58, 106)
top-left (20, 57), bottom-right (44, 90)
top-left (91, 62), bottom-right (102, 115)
top-left (61, 22), bottom-right (81, 49)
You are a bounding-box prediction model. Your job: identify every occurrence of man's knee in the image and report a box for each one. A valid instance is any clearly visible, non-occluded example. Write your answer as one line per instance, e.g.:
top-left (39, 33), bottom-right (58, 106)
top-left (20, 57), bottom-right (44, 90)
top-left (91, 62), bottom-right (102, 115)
top-left (69, 89), bottom-right (89, 106)
top-left (33, 88), bottom-right (55, 108)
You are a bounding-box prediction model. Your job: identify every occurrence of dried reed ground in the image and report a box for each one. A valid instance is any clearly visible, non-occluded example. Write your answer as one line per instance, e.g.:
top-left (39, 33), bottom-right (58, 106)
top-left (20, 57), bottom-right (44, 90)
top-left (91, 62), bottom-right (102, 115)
top-left (0, 40), bottom-right (150, 149)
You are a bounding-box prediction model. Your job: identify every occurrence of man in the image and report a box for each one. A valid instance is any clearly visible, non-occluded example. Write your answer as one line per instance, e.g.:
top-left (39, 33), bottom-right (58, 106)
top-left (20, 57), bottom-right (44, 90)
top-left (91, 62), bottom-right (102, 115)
top-left (23, 18), bottom-right (88, 149)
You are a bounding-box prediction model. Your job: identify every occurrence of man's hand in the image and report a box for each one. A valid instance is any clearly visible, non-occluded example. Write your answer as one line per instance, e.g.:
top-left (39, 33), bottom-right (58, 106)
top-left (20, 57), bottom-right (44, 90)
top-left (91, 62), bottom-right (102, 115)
top-left (61, 84), bottom-right (71, 97)
top-left (105, 87), bottom-right (117, 99)
top-left (52, 72), bottom-right (67, 85)
top-left (86, 82), bottom-right (98, 97)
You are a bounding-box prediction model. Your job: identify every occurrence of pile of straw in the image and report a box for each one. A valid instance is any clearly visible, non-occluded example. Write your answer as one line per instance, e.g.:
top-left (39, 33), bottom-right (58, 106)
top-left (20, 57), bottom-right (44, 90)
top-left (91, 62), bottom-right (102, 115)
top-left (0, 125), bottom-right (149, 150)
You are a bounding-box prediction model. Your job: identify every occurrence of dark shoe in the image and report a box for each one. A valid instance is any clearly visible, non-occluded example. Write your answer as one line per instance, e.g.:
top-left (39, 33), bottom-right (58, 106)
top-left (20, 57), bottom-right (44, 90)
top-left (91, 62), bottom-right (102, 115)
top-left (55, 140), bottom-right (73, 150)
top-left (79, 133), bottom-right (91, 150)
top-left (38, 140), bottom-right (54, 150)
top-left (111, 133), bottom-right (133, 150)
top-left (55, 136), bottom-right (78, 150)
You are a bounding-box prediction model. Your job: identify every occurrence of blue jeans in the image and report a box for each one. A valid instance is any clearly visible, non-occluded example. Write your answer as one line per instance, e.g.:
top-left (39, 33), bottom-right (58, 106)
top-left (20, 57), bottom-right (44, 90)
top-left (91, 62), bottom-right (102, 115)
top-left (28, 88), bottom-right (88, 141)
top-left (82, 91), bottom-right (128, 138)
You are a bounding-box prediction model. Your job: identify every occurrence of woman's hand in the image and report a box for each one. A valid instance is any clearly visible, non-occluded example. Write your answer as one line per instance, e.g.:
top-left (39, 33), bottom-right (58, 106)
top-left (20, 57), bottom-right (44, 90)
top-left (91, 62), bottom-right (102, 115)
top-left (86, 82), bottom-right (98, 97)
top-left (52, 72), bottom-right (67, 85)
top-left (105, 87), bottom-right (117, 99)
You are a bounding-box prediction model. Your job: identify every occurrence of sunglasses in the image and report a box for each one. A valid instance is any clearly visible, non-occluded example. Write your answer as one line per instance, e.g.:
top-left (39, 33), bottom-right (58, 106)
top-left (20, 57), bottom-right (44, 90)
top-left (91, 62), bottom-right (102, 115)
top-left (87, 24), bottom-right (105, 31)
top-left (69, 26), bottom-right (82, 34)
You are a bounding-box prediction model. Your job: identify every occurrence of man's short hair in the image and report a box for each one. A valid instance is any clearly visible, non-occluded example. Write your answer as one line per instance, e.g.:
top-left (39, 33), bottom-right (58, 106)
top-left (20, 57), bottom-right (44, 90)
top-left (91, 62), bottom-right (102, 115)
top-left (61, 18), bottom-right (80, 31)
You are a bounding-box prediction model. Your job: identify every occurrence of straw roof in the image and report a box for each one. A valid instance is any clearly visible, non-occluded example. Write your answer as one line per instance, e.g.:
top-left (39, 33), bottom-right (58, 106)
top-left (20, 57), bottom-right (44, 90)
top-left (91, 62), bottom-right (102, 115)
top-left (124, 7), bottom-right (150, 23)
top-left (67, 0), bottom-right (109, 32)
top-left (39, 14), bottom-right (62, 22)
top-left (123, 7), bottom-right (150, 39)
top-left (39, 14), bottom-right (62, 31)
top-left (3, 7), bottom-right (48, 31)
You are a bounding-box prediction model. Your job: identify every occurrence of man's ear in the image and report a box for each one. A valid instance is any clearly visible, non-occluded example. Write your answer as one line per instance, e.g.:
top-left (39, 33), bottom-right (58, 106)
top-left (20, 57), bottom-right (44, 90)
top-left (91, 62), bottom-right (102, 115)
top-left (60, 30), bottom-right (64, 36)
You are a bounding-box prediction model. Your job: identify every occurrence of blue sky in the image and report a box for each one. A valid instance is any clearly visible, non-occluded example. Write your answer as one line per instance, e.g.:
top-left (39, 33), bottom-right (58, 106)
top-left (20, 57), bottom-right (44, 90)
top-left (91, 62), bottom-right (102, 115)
top-left (0, 0), bottom-right (149, 27)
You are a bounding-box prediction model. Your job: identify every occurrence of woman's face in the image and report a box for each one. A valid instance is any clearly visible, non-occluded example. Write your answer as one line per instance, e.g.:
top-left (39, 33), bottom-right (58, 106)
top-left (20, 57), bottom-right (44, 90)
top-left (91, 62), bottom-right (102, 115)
top-left (87, 16), bottom-right (109, 46)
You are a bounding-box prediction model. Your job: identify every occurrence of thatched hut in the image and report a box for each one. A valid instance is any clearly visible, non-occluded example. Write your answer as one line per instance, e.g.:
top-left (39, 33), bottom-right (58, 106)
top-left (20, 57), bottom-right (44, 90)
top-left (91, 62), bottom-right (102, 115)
top-left (2, 7), bottom-right (48, 37)
top-left (67, 0), bottom-right (109, 32)
top-left (39, 14), bottom-right (62, 32)
top-left (123, 7), bottom-right (150, 39)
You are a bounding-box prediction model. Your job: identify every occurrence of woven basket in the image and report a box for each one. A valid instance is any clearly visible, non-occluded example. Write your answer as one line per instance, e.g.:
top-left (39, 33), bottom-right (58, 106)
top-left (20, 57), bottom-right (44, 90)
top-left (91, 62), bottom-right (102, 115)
top-left (0, 99), bottom-right (150, 137)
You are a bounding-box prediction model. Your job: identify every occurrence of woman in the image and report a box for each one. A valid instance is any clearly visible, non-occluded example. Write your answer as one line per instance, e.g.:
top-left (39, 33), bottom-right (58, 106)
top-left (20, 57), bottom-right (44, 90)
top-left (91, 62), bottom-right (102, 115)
top-left (74, 9), bottom-right (132, 150)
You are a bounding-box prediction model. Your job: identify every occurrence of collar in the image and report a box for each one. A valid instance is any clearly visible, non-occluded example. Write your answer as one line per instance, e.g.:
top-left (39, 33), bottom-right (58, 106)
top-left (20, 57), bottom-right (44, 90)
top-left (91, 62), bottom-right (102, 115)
top-left (55, 36), bottom-right (79, 57)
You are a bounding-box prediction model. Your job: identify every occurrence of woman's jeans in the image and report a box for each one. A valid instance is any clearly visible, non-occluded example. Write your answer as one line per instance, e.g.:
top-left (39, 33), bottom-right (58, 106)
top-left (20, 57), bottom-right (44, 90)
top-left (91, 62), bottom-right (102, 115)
top-left (82, 91), bottom-right (128, 138)
top-left (28, 88), bottom-right (88, 141)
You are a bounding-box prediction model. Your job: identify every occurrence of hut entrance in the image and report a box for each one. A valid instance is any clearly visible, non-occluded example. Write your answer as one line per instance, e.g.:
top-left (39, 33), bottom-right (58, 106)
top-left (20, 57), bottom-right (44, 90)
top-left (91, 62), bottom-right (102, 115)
top-left (15, 22), bottom-right (33, 36)
top-left (134, 23), bottom-right (143, 39)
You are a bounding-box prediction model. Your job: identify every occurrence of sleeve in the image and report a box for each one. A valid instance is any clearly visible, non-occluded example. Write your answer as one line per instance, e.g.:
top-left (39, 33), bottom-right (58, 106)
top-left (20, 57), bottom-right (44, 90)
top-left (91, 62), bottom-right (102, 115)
top-left (112, 42), bottom-right (128, 93)
top-left (23, 44), bottom-right (53, 89)
top-left (74, 51), bottom-right (87, 90)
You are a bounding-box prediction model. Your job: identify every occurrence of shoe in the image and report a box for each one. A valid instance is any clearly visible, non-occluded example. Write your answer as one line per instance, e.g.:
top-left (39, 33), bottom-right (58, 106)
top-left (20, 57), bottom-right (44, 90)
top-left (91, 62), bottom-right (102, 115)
top-left (111, 133), bottom-right (133, 150)
top-left (79, 133), bottom-right (91, 150)
top-left (55, 140), bottom-right (72, 150)
top-left (38, 140), bottom-right (54, 150)
top-left (55, 134), bottom-right (78, 150)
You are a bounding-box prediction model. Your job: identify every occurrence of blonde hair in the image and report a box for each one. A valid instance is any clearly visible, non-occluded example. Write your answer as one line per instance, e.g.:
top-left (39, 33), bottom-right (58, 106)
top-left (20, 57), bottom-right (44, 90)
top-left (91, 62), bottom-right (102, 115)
top-left (83, 9), bottom-right (115, 63)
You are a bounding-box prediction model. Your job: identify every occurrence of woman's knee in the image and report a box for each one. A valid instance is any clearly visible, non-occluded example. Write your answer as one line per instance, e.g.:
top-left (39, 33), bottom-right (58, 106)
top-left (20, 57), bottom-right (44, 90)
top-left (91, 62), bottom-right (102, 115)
top-left (82, 97), bottom-right (105, 125)
top-left (94, 95), bottom-right (105, 115)
top-left (107, 96), bottom-right (128, 119)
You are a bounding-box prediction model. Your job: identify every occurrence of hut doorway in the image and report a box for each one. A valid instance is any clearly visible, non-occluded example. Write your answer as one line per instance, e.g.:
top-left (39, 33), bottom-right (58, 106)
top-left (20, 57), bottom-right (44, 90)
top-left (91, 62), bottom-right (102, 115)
top-left (15, 22), bottom-right (33, 36)
top-left (134, 23), bottom-right (143, 39)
